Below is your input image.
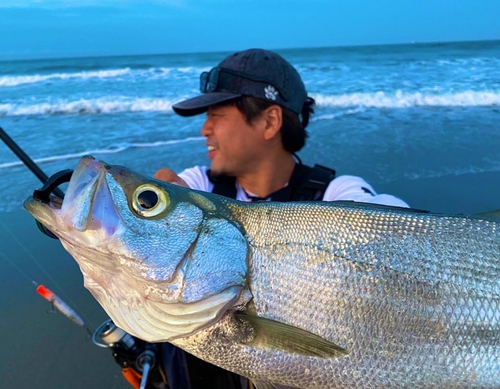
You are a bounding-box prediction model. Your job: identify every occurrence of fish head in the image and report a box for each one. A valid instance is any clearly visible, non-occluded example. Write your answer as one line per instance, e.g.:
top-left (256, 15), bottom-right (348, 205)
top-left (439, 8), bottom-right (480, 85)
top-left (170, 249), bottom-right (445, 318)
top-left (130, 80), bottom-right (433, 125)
top-left (24, 156), bottom-right (249, 341)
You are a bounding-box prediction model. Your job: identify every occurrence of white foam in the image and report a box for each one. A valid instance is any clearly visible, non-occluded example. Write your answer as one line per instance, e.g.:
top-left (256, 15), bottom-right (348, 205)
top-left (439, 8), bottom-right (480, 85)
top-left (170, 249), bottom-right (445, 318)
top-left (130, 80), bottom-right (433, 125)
top-left (0, 96), bottom-right (178, 116)
top-left (403, 162), bottom-right (500, 181)
top-left (312, 108), bottom-right (365, 121)
top-left (0, 68), bottom-right (132, 87)
top-left (0, 66), bottom-right (210, 87)
top-left (312, 90), bottom-right (500, 108)
top-left (0, 137), bottom-right (204, 170)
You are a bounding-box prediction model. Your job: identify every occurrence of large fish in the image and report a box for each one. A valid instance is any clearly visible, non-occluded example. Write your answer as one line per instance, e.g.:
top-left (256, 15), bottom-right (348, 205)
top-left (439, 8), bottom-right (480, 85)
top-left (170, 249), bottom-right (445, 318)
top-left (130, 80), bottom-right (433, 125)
top-left (24, 156), bottom-right (499, 389)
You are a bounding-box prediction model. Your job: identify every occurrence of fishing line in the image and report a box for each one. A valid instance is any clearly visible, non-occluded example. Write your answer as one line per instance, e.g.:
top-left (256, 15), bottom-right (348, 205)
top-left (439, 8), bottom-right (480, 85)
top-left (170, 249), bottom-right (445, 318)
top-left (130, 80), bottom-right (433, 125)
top-left (0, 251), bottom-right (38, 287)
top-left (0, 219), bottom-right (96, 331)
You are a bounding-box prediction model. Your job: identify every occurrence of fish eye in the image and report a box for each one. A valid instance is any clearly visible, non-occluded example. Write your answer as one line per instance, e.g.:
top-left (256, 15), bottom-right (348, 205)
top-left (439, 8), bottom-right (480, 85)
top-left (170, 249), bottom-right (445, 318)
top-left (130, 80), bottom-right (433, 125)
top-left (132, 184), bottom-right (169, 217)
top-left (138, 190), bottom-right (158, 209)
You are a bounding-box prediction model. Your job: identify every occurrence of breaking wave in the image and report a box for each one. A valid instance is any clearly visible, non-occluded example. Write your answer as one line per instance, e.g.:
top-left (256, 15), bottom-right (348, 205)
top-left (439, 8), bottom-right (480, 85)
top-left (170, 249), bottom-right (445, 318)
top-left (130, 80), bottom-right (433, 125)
top-left (0, 66), bottom-right (209, 87)
top-left (0, 68), bottom-right (132, 87)
top-left (0, 96), bottom-right (178, 116)
top-left (3, 90), bottom-right (499, 118)
top-left (312, 108), bottom-right (365, 121)
top-left (0, 137), bottom-right (204, 170)
top-left (312, 90), bottom-right (500, 108)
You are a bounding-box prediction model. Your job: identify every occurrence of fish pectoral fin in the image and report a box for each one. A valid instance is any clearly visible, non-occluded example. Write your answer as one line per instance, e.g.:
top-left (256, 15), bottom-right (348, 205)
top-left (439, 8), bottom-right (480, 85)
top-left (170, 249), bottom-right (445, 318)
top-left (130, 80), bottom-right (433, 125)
top-left (473, 209), bottom-right (500, 222)
top-left (252, 380), bottom-right (295, 389)
top-left (234, 312), bottom-right (348, 358)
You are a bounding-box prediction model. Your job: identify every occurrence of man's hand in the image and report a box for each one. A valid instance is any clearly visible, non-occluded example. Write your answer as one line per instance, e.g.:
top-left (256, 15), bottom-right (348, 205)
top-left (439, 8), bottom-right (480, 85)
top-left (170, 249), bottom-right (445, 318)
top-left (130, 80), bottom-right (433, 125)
top-left (154, 168), bottom-right (189, 188)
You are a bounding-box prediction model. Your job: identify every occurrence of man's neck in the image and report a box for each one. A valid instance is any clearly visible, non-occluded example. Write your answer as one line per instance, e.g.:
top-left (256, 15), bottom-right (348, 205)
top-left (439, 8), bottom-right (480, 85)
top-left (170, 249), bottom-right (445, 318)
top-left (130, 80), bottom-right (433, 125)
top-left (236, 154), bottom-right (296, 198)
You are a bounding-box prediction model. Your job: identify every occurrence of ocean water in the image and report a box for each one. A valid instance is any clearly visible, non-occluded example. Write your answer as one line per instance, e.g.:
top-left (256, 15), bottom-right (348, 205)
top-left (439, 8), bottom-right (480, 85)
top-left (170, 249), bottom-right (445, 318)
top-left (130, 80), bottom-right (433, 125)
top-left (1, 40), bottom-right (500, 213)
top-left (1, 41), bottom-right (500, 389)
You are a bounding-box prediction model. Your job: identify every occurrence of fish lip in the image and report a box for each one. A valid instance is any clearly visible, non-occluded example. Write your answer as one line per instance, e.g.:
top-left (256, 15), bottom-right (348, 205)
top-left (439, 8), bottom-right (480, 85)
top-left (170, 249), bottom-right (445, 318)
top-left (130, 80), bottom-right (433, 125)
top-left (24, 194), bottom-right (61, 230)
top-left (25, 193), bottom-right (63, 211)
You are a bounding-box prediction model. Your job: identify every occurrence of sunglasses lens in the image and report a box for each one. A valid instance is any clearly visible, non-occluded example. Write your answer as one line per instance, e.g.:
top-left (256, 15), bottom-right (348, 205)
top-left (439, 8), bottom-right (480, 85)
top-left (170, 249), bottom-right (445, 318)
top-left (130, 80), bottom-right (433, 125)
top-left (199, 72), bottom-right (209, 93)
top-left (206, 68), bottom-right (219, 92)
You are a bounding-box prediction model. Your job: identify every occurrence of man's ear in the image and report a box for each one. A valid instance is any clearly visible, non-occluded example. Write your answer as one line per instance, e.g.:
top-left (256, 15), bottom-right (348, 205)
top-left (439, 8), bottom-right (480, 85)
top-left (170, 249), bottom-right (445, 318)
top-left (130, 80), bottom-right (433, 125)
top-left (262, 105), bottom-right (283, 141)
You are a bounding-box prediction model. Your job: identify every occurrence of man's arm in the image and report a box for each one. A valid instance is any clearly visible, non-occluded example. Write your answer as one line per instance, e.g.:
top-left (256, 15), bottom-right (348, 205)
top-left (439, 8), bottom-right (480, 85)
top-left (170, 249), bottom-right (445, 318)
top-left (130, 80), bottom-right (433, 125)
top-left (154, 168), bottom-right (190, 187)
top-left (155, 166), bottom-right (215, 193)
top-left (323, 175), bottom-right (409, 208)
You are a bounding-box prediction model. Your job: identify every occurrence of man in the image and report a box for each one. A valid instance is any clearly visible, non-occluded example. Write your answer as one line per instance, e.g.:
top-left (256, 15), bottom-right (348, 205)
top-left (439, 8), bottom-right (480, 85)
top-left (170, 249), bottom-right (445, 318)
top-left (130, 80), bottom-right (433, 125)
top-left (155, 48), bottom-right (407, 207)
top-left (146, 48), bottom-right (407, 388)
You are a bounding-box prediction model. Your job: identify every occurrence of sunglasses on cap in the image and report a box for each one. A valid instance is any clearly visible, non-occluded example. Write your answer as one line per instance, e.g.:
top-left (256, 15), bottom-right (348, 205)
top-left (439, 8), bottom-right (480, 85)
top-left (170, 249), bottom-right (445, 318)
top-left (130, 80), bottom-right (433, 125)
top-left (199, 67), bottom-right (290, 101)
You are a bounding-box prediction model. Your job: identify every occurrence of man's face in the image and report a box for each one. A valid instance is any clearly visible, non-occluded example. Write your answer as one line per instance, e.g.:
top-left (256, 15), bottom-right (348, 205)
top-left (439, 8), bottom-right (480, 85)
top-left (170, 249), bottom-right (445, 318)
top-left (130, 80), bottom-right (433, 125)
top-left (201, 104), bottom-right (264, 177)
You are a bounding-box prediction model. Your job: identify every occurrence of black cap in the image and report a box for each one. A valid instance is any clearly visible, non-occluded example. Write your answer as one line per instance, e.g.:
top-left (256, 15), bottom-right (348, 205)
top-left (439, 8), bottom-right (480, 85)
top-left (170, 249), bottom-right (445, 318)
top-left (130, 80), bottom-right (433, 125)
top-left (173, 49), bottom-right (308, 116)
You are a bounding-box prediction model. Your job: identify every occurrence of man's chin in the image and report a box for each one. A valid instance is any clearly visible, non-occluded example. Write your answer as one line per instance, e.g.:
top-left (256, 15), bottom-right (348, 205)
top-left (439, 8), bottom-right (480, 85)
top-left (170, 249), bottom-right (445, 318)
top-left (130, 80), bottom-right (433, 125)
top-left (209, 164), bottom-right (231, 178)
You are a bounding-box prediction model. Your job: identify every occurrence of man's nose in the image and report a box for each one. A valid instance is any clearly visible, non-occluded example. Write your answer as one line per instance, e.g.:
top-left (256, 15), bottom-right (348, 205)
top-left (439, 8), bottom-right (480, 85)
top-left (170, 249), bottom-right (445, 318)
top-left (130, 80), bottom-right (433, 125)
top-left (201, 117), bottom-right (212, 137)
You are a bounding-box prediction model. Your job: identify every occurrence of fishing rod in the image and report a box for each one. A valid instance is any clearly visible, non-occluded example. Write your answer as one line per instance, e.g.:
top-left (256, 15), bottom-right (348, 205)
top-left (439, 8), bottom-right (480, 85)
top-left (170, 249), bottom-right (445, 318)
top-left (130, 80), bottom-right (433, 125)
top-left (0, 126), bottom-right (66, 199)
top-left (0, 126), bottom-right (72, 237)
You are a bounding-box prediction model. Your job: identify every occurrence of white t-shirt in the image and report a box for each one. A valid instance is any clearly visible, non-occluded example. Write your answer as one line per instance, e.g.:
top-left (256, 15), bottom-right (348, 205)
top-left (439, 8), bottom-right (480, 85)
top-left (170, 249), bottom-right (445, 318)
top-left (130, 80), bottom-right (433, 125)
top-left (179, 165), bottom-right (409, 208)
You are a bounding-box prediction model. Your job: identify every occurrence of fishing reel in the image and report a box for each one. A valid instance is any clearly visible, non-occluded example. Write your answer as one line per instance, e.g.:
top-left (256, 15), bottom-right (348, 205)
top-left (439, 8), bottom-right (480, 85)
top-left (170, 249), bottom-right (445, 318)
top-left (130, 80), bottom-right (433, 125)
top-left (93, 319), bottom-right (165, 389)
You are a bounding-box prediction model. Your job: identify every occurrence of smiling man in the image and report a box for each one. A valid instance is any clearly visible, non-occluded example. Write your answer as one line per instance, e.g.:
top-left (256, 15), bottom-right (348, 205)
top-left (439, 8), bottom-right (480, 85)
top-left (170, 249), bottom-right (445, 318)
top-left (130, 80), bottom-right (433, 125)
top-left (147, 48), bottom-right (409, 388)
top-left (155, 48), bottom-right (408, 207)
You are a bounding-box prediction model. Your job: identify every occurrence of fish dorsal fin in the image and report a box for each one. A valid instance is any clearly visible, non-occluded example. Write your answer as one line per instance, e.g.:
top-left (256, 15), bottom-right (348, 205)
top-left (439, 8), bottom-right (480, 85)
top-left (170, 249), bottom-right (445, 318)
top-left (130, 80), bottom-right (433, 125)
top-left (234, 311), bottom-right (348, 358)
top-left (473, 209), bottom-right (500, 222)
top-left (252, 381), bottom-right (295, 389)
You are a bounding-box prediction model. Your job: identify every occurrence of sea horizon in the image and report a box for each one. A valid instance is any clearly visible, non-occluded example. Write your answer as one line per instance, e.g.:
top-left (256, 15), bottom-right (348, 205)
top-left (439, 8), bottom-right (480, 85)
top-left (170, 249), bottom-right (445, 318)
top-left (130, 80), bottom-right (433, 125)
top-left (1, 37), bottom-right (499, 63)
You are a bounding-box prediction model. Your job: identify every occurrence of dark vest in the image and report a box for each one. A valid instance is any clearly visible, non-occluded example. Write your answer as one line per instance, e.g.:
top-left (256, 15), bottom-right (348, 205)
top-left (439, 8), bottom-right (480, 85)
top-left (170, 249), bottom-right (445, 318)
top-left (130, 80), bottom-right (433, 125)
top-left (207, 163), bottom-right (336, 202)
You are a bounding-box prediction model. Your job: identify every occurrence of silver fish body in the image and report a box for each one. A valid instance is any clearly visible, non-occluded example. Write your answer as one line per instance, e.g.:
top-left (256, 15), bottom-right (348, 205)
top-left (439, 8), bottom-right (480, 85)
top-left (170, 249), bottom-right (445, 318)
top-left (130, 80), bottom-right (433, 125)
top-left (24, 156), bottom-right (500, 388)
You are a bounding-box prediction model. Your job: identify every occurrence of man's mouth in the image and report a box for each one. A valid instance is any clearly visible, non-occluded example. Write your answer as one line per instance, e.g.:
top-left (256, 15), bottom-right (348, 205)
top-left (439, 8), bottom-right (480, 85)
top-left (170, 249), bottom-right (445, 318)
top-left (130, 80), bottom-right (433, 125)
top-left (207, 145), bottom-right (218, 159)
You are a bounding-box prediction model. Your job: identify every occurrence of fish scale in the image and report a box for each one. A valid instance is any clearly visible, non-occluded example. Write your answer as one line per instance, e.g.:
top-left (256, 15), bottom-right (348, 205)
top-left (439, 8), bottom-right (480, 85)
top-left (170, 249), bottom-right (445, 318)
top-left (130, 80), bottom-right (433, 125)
top-left (172, 201), bottom-right (500, 388)
top-left (24, 157), bottom-right (500, 388)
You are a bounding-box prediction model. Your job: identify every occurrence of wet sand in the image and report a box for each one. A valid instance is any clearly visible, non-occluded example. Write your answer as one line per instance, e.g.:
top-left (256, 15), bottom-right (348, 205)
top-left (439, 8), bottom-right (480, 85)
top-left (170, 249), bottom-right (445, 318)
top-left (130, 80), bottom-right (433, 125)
top-left (0, 209), bottom-right (128, 389)
top-left (0, 170), bottom-right (499, 388)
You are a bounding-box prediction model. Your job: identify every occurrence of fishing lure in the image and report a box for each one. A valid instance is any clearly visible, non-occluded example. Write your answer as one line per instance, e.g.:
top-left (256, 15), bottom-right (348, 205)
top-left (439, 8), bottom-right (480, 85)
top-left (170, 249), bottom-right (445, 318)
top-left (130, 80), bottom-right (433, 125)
top-left (36, 285), bottom-right (85, 326)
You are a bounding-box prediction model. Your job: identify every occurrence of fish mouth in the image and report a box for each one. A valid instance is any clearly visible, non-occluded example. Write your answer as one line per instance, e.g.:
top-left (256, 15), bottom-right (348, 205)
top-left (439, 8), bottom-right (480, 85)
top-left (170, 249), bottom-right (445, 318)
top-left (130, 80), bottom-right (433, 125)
top-left (48, 195), bottom-right (63, 210)
top-left (24, 193), bottom-right (63, 216)
top-left (24, 155), bottom-right (122, 239)
top-left (24, 166), bottom-right (74, 234)
top-left (24, 194), bottom-right (64, 237)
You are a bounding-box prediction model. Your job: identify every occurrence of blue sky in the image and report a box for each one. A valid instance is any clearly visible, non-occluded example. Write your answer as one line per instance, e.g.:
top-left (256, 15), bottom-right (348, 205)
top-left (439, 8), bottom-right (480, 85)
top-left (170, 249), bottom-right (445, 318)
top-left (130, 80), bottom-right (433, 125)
top-left (0, 0), bottom-right (499, 60)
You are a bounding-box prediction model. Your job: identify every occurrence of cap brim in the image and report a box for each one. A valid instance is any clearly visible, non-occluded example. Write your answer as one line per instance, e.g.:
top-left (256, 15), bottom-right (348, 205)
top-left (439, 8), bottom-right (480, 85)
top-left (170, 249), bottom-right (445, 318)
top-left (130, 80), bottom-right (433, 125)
top-left (172, 92), bottom-right (242, 117)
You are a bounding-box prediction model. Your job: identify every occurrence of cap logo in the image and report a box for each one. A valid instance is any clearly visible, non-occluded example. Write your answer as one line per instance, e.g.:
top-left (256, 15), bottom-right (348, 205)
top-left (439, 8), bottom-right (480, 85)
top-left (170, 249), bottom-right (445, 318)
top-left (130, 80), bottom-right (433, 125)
top-left (264, 85), bottom-right (278, 101)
